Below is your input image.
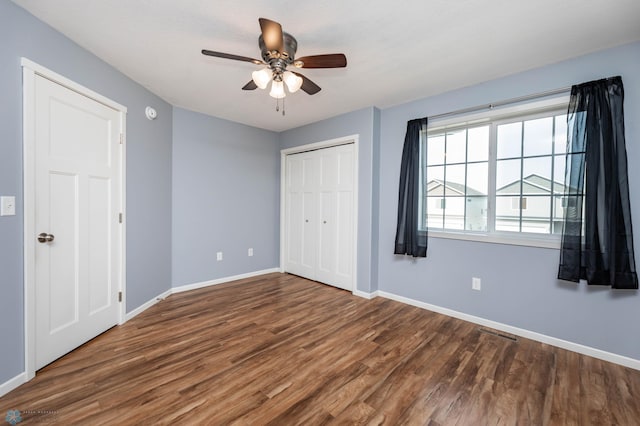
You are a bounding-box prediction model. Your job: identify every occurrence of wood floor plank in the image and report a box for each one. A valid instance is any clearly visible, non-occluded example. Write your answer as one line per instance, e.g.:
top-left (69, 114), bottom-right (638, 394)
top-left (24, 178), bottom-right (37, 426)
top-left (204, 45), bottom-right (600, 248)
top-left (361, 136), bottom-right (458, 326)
top-left (1, 273), bottom-right (639, 425)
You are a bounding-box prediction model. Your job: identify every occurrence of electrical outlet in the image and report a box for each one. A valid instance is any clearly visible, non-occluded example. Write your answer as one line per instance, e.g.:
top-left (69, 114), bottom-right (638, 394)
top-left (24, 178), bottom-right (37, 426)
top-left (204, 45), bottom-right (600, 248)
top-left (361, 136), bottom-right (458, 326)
top-left (472, 277), bottom-right (481, 291)
top-left (216, 252), bottom-right (223, 261)
top-left (248, 248), bottom-right (253, 257)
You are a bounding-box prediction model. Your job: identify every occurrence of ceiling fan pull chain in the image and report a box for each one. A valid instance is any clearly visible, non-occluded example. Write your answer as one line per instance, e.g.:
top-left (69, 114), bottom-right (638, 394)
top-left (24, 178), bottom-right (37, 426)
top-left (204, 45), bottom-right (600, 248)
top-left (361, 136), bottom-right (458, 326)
top-left (283, 97), bottom-right (285, 116)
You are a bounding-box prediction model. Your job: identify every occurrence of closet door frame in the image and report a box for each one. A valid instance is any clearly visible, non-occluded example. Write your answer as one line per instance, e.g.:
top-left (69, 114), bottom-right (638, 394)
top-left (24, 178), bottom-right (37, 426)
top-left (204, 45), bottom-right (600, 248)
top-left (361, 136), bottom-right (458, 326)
top-left (280, 134), bottom-right (359, 293)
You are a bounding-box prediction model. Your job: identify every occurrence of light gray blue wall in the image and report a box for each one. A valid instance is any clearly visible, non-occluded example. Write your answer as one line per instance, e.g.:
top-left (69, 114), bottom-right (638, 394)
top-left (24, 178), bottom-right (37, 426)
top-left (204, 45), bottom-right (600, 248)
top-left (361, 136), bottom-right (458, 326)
top-left (280, 107), bottom-right (380, 293)
top-left (377, 42), bottom-right (640, 360)
top-left (0, 1), bottom-right (173, 384)
top-left (172, 108), bottom-right (280, 286)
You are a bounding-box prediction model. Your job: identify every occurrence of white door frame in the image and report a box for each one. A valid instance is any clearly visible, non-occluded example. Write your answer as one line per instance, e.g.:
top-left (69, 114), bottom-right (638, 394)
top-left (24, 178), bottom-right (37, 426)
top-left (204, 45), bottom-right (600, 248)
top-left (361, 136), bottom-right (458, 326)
top-left (279, 134), bottom-right (359, 293)
top-left (21, 58), bottom-right (127, 380)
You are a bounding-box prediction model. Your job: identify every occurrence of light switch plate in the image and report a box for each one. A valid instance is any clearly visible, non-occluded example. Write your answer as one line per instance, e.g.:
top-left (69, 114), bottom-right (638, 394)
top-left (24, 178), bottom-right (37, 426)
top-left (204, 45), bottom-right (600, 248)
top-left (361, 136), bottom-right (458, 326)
top-left (0, 196), bottom-right (16, 216)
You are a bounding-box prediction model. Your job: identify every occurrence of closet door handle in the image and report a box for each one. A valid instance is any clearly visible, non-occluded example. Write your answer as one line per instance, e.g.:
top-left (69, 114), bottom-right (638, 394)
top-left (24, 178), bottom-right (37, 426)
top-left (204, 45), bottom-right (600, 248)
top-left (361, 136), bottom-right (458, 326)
top-left (38, 233), bottom-right (55, 243)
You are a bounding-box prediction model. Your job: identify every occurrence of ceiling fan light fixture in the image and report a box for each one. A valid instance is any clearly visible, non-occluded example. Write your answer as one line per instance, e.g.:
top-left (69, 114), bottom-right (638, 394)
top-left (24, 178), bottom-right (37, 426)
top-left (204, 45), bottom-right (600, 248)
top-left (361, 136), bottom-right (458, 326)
top-left (252, 68), bottom-right (272, 89)
top-left (283, 71), bottom-right (303, 93)
top-left (269, 80), bottom-right (286, 99)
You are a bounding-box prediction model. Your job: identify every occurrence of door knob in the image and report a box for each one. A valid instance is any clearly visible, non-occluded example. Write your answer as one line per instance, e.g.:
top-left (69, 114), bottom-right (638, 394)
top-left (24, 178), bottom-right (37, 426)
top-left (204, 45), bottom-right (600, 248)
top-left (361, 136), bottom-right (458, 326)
top-left (37, 233), bottom-right (55, 243)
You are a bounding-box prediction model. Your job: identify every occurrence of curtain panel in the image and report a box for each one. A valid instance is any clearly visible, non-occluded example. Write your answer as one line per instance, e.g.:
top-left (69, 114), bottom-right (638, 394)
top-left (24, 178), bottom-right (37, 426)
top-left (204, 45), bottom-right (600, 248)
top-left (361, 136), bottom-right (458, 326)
top-left (558, 76), bottom-right (638, 289)
top-left (394, 117), bottom-right (428, 257)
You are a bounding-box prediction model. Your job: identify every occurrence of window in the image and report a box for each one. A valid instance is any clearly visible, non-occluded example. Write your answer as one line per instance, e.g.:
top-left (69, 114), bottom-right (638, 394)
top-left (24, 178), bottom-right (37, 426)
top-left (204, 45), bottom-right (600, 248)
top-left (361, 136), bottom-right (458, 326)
top-left (420, 98), bottom-right (570, 246)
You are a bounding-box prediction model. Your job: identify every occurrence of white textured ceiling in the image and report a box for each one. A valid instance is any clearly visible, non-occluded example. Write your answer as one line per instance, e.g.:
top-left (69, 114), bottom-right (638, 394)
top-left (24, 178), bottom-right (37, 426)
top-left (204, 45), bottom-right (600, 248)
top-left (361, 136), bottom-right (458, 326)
top-left (12, 0), bottom-right (640, 132)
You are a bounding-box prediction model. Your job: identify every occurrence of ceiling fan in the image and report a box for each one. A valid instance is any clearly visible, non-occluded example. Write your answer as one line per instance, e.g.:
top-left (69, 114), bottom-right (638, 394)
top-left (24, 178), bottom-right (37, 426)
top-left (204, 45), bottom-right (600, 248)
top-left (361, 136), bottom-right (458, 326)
top-left (202, 18), bottom-right (347, 109)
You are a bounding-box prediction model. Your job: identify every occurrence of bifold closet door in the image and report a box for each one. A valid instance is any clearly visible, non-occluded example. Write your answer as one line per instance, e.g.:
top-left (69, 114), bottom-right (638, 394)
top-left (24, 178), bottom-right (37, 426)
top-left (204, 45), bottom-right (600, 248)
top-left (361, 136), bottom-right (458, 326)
top-left (284, 143), bottom-right (354, 290)
top-left (285, 151), bottom-right (317, 281)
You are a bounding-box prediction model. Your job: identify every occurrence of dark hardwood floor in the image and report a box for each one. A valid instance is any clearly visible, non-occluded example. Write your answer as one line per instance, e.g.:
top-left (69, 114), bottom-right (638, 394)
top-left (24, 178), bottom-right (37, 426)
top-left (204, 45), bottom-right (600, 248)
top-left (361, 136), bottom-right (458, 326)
top-left (2, 273), bottom-right (639, 425)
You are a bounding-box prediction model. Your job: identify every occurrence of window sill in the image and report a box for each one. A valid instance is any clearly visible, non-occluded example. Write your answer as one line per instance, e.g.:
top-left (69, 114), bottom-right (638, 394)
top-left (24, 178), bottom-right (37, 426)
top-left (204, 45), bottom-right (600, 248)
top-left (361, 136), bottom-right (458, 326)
top-left (426, 229), bottom-right (561, 249)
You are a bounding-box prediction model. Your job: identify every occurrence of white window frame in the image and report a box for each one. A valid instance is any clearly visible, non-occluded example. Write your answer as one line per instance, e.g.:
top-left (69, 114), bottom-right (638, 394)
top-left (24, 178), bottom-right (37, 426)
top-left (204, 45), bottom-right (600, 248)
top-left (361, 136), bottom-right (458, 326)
top-left (423, 96), bottom-right (570, 249)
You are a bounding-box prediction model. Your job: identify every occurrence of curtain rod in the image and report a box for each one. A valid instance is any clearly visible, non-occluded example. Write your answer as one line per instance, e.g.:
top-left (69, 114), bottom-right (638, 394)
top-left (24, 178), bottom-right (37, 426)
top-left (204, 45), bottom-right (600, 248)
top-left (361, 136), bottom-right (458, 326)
top-left (428, 85), bottom-right (572, 122)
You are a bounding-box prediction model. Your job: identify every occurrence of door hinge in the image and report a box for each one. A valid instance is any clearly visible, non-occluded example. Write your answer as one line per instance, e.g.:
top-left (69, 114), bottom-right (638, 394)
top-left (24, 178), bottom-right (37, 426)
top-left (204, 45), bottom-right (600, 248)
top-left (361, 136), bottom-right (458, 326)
top-left (119, 213), bottom-right (123, 223)
top-left (119, 133), bottom-right (124, 145)
top-left (118, 291), bottom-right (123, 302)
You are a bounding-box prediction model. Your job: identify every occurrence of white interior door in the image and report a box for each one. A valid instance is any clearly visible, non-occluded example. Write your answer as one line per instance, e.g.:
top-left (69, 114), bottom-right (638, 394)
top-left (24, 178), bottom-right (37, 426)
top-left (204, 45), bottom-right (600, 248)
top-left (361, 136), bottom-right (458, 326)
top-left (284, 143), bottom-right (355, 290)
top-left (34, 74), bottom-right (122, 369)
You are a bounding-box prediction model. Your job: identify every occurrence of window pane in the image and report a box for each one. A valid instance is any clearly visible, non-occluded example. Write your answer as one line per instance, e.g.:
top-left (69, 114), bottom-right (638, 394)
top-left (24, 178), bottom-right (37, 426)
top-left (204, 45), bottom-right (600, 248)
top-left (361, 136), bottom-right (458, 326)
top-left (523, 117), bottom-right (553, 157)
top-left (553, 155), bottom-right (566, 194)
top-left (496, 195), bottom-right (520, 232)
top-left (497, 122), bottom-right (522, 159)
top-left (465, 196), bottom-right (487, 231)
top-left (552, 194), bottom-right (564, 234)
top-left (522, 156), bottom-right (552, 195)
top-left (445, 164), bottom-right (465, 195)
top-left (496, 159), bottom-right (521, 194)
top-left (467, 162), bottom-right (488, 195)
top-left (521, 196), bottom-right (551, 234)
top-left (426, 197), bottom-right (444, 229)
top-left (554, 114), bottom-right (568, 154)
top-left (427, 134), bottom-right (445, 165)
top-left (444, 196), bottom-right (465, 229)
top-left (467, 125), bottom-right (489, 162)
top-left (426, 166), bottom-right (444, 195)
top-left (445, 129), bottom-right (466, 164)
top-left (425, 167), bottom-right (444, 228)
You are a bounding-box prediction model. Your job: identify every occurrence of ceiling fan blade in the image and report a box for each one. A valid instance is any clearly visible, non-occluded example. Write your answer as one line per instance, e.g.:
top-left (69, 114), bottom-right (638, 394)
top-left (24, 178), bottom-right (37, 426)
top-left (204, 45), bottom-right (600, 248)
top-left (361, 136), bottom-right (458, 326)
top-left (201, 49), bottom-right (264, 65)
top-left (259, 18), bottom-right (283, 53)
top-left (242, 80), bottom-right (258, 90)
top-left (293, 72), bottom-right (321, 95)
top-left (294, 54), bottom-right (347, 69)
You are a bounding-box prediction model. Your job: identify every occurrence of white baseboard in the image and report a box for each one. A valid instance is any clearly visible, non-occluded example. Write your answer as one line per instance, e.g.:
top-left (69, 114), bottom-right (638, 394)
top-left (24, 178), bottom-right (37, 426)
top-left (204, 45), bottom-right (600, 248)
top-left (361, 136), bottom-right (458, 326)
top-left (352, 290), bottom-right (379, 299)
top-left (0, 372), bottom-right (27, 398)
top-left (125, 289), bottom-right (172, 322)
top-left (377, 290), bottom-right (640, 371)
top-left (124, 269), bottom-right (279, 321)
top-left (172, 268), bottom-right (280, 294)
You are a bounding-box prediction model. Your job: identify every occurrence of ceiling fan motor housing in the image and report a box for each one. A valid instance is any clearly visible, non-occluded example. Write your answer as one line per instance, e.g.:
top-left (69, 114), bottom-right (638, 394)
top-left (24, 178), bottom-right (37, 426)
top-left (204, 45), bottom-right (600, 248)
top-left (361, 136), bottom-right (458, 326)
top-left (259, 32), bottom-right (298, 74)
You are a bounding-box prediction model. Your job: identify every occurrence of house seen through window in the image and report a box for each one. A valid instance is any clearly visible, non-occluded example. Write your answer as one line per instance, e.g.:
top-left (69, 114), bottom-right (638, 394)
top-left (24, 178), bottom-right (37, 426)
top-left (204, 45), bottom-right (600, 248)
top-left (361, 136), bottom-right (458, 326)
top-left (420, 102), bottom-right (570, 242)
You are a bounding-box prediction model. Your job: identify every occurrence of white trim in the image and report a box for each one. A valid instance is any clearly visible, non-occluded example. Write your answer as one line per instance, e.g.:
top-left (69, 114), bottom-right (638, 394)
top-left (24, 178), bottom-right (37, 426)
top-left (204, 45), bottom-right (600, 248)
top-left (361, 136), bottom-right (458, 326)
top-left (20, 58), bottom-right (127, 112)
top-left (279, 134), bottom-right (360, 292)
top-left (427, 230), bottom-right (561, 250)
top-left (428, 95), bottom-right (569, 130)
top-left (118, 114), bottom-right (127, 324)
top-left (23, 64), bottom-right (36, 381)
top-left (172, 268), bottom-right (280, 294)
top-left (280, 134), bottom-right (360, 156)
top-left (352, 139), bottom-right (360, 293)
top-left (126, 269), bottom-right (279, 321)
top-left (124, 289), bottom-right (172, 322)
top-left (0, 373), bottom-right (27, 398)
top-left (353, 290), bottom-right (379, 300)
top-left (22, 58), bottom-right (127, 381)
top-left (377, 290), bottom-right (640, 371)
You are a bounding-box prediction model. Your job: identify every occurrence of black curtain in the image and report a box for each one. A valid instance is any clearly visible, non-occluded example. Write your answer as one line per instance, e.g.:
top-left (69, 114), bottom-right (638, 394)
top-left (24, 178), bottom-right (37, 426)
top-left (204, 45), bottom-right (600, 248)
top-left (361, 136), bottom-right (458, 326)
top-left (395, 117), bottom-right (428, 257)
top-left (558, 76), bottom-right (638, 289)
